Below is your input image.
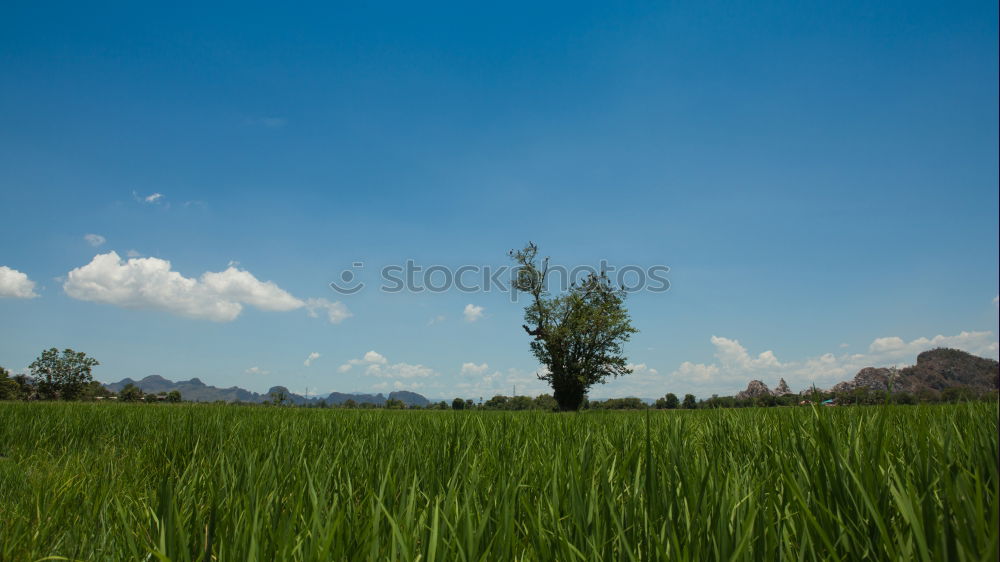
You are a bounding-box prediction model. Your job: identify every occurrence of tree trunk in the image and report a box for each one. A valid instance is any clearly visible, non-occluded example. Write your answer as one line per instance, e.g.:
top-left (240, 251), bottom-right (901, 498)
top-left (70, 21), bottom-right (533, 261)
top-left (552, 375), bottom-right (586, 411)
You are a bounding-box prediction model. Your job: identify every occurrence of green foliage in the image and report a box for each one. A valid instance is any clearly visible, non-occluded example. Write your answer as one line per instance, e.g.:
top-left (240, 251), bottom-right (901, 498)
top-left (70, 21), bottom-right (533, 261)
top-left (269, 390), bottom-right (288, 406)
top-left (0, 367), bottom-right (17, 400)
top-left (82, 380), bottom-right (112, 401)
top-left (451, 397), bottom-right (465, 410)
top-left (532, 394), bottom-right (558, 411)
top-left (510, 243), bottom-right (638, 411)
top-left (119, 383), bottom-right (143, 402)
top-left (28, 348), bottom-right (99, 400)
top-left (0, 403), bottom-right (995, 560)
top-left (589, 397), bottom-right (647, 410)
top-left (682, 393), bottom-right (697, 409)
top-left (385, 398), bottom-right (406, 409)
top-left (655, 393), bottom-right (679, 409)
top-left (482, 395), bottom-right (556, 411)
top-left (166, 390), bottom-right (182, 403)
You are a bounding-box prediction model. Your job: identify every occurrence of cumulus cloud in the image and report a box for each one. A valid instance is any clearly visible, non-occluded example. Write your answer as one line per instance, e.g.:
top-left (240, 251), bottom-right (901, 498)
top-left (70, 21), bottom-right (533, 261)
top-left (305, 298), bottom-right (352, 324)
top-left (337, 351), bottom-right (434, 380)
top-left (304, 352), bottom-right (321, 367)
top-left (452, 366), bottom-right (549, 398)
top-left (673, 362), bottom-right (718, 382)
top-left (0, 266), bottom-right (39, 299)
top-left (626, 363), bottom-right (659, 376)
top-left (461, 362), bottom-right (489, 376)
top-left (84, 234), bottom-right (106, 247)
top-left (463, 304), bottom-right (484, 322)
top-left (145, 193), bottom-right (163, 203)
top-left (711, 336), bottom-right (782, 371)
top-left (63, 252), bottom-right (350, 324)
top-left (865, 331), bottom-right (998, 360)
top-left (338, 351), bottom-right (388, 372)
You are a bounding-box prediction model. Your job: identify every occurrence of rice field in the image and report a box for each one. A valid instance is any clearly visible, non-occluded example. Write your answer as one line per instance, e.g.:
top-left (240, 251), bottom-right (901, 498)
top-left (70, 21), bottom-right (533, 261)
top-left (0, 402), bottom-right (996, 561)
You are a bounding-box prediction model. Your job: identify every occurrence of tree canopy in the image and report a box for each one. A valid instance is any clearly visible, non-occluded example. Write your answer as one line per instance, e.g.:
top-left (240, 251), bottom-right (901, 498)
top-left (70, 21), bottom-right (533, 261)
top-left (510, 243), bottom-right (638, 411)
top-left (28, 348), bottom-right (99, 401)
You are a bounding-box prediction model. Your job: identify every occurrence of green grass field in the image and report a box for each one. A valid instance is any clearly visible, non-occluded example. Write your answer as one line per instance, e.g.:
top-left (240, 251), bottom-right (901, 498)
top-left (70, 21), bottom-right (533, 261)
top-left (0, 403), bottom-right (996, 561)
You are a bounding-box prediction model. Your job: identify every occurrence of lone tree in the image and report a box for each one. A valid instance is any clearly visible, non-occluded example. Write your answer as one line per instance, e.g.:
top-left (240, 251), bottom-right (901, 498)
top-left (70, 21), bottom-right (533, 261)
top-left (510, 243), bottom-right (638, 411)
top-left (29, 348), bottom-right (99, 401)
top-left (682, 393), bottom-right (697, 409)
top-left (119, 383), bottom-right (143, 402)
top-left (655, 392), bottom-right (680, 409)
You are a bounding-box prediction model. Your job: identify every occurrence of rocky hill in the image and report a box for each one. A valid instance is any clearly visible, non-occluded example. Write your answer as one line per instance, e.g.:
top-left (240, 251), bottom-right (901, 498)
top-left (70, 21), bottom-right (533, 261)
top-left (828, 348), bottom-right (998, 395)
top-left (102, 375), bottom-right (430, 406)
top-left (900, 348), bottom-right (998, 391)
top-left (736, 380), bottom-right (773, 400)
top-left (735, 348), bottom-right (997, 399)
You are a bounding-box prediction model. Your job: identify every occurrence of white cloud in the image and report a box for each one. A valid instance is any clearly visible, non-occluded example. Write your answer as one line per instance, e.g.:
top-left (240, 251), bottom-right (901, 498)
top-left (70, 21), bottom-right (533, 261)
top-left (364, 350), bottom-right (387, 364)
top-left (869, 336), bottom-right (904, 353)
top-left (199, 267), bottom-right (303, 312)
top-left (427, 315), bottom-right (446, 326)
top-left (63, 252), bottom-right (350, 324)
top-left (588, 362), bottom-right (667, 399)
top-left (673, 361), bottom-right (718, 382)
top-left (338, 350), bottom-right (387, 372)
top-left (368, 362), bottom-right (434, 379)
top-left (145, 193), bottom-right (163, 203)
top-left (304, 352), bottom-right (321, 367)
top-left (338, 351), bottom-right (435, 380)
top-left (626, 363), bottom-right (659, 376)
top-left (126, 250), bottom-right (142, 258)
top-left (864, 331), bottom-right (998, 360)
top-left (305, 298), bottom-right (353, 324)
top-left (710, 336), bottom-right (782, 371)
top-left (461, 362), bottom-right (489, 375)
top-left (463, 304), bottom-right (484, 323)
top-left (0, 266), bottom-right (39, 299)
top-left (452, 366), bottom-right (549, 398)
top-left (244, 366), bottom-right (270, 375)
top-left (84, 234), bottom-right (106, 247)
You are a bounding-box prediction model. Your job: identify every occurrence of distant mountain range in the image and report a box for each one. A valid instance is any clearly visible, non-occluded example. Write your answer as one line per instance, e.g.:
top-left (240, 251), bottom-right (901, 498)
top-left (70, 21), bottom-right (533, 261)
top-left (102, 375), bottom-right (430, 407)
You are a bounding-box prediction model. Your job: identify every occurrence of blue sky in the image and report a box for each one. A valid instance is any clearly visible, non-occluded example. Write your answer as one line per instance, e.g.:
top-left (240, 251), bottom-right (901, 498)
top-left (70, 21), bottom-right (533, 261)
top-left (1, 0), bottom-right (997, 399)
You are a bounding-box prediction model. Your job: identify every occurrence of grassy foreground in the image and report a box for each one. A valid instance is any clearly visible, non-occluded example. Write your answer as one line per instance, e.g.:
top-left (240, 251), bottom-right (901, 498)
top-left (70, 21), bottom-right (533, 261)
top-left (0, 403), bottom-right (996, 561)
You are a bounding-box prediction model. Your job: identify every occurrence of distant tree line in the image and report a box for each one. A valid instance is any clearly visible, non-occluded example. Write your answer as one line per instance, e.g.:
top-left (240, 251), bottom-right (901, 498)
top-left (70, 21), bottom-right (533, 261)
top-left (5, 348), bottom-right (992, 409)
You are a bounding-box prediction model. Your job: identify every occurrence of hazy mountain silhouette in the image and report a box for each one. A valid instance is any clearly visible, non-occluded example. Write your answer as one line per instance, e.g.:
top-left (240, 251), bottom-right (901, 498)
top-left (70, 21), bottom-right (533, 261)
top-left (103, 375), bottom-right (429, 406)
